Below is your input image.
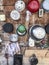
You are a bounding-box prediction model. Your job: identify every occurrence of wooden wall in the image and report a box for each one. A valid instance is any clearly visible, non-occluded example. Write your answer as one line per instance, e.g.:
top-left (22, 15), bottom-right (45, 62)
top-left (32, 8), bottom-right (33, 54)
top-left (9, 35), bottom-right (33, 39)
top-left (0, 0), bottom-right (49, 62)
top-left (0, 0), bottom-right (49, 43)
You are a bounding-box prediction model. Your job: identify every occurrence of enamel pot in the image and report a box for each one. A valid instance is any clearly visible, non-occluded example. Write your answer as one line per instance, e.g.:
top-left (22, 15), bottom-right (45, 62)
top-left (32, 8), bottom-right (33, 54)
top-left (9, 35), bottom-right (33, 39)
top-left (3, 23), bottom-right (14, 33)
top-left (15, 0), bottom-right (25, 12)
top-left (10, 10), bottom-right (20, 20)
top-left (9, 34), bottom-right (18, 42)
top-left (42, 0), bottom-right (49, 12)
top-left (27, 0), bottom-right (40, 13)
top-left (29, 25), bottom-right (46, 41)
top-left (16, 24), bottom-right (27, 36)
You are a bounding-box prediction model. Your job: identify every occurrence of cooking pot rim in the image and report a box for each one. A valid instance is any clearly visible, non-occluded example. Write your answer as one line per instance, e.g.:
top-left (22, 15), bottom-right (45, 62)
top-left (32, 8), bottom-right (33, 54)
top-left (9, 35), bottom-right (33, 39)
top-left (29, 25), bottom-right (46, 41)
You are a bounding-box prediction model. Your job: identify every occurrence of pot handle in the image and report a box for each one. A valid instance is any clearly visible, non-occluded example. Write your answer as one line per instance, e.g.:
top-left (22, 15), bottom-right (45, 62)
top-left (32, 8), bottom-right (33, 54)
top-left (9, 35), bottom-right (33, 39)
top-left (26, 10), bottom-right (31, 22)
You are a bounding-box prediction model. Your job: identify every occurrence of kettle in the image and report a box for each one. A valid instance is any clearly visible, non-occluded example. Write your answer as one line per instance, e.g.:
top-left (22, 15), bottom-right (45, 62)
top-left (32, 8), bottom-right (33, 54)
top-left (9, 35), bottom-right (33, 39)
top-left (27, 0), bottom-right (40, 13)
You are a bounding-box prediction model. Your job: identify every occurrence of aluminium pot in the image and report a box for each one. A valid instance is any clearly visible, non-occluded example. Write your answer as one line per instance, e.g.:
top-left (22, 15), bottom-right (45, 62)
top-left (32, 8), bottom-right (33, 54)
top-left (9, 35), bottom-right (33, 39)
top-left (42, 0), bottom-right (49, 12)
top-left (9, 34), bottom-right (18, 42)
top-left (29, 25), bottom-right (46, 41)
top-left (15, 0), bottom-right (25, 12)
top-left (10, 10), bottom-right (20, 20)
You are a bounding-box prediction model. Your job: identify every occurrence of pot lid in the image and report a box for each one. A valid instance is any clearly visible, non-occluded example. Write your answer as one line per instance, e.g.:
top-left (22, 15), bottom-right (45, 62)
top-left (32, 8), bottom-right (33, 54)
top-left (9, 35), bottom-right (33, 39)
top-left (42, 0), bottom-right (49, 11)
top-left (10, 10), bottom-right (20, 20)
top-left (15, 1), bottom-right (25, 12)
top-left (3, 23), bottom-right (14, 33)
top-left (17, 24), bottom-right (27, 36)
top-left (9, 34), bottom-right (18, 42)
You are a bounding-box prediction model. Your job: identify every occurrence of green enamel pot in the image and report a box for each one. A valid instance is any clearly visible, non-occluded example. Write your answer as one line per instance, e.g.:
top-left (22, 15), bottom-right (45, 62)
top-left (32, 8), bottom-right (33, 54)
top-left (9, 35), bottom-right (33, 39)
top-left (16, 24), bottom-right (27, 36)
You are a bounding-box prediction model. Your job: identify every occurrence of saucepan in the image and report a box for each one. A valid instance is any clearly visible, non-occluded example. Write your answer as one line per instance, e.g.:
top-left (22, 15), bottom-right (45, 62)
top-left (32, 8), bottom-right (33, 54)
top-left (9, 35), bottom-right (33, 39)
top-left (42, 0), bottom-right (49, 12)
top-left (29, 25), bottom-right (46, 41)
top-left (16, 24), bottom-right (27, 36)
top-left (27, 0), bottom-right (40, 13)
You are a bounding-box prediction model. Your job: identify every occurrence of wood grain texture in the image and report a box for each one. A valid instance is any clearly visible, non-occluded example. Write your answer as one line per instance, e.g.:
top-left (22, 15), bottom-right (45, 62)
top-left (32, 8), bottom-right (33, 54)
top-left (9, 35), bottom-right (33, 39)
top-left (0, 0), bottom-right (49, 44)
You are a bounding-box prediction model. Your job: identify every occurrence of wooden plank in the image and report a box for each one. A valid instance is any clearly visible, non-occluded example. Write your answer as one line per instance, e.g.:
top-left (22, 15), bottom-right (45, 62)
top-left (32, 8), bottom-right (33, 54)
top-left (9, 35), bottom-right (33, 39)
top-left (23, 57), bottom-right (49, 65)
top-left (3, 0), bottom-right (16, 6)
top-left (25, 50), bottom-right (49, 57)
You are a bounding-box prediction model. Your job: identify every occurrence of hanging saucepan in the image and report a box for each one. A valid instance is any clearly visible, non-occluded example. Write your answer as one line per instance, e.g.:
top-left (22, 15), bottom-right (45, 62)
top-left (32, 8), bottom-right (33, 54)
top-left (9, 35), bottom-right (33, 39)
top-left (42, 0), bottom-right (49, 12)
top-left (10, 10), bottom-right (20, 20)
top-left (16, 24), bottom-right (27, 36)
top-left (15, 0), bottom-right (25, 12)
top-left (3, 23), bottom-right (14, 33)
top-left (9, 34), bottom-right (18, 42)
top-left (27, 0), bottom-right (40, 13)
top-left (29, 25), bottom-right (46, 41)
top-left (45, 24), bottom-right (49, 34)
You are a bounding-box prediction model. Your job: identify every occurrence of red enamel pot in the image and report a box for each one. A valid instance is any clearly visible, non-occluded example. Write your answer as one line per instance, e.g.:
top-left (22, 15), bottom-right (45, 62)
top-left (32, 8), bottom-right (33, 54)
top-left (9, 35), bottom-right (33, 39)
top-left (27, 0), bottom-right (40, 13)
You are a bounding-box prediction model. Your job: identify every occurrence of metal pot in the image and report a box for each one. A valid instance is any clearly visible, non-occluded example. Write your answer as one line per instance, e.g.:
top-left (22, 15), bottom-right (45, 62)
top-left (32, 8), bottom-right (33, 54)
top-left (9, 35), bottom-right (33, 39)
top-left (29, 54), bottom-right (38, 65)
top-left (16, 24), bottom-right (27, 36)
top-left (10, 10), bottom-right (20, 20)
top-left (42, 0), bottom-right (49, 12)
top-left (29, 25), bottom-right (46, 41)
top-left (27, 0), bottom-right (40, 13)
top-left (9, 34), bottom-right (18, 42)
top-left (3, 23), bottom-right (14, 33)
top-left (15, 1), bottom-right (25, 12)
